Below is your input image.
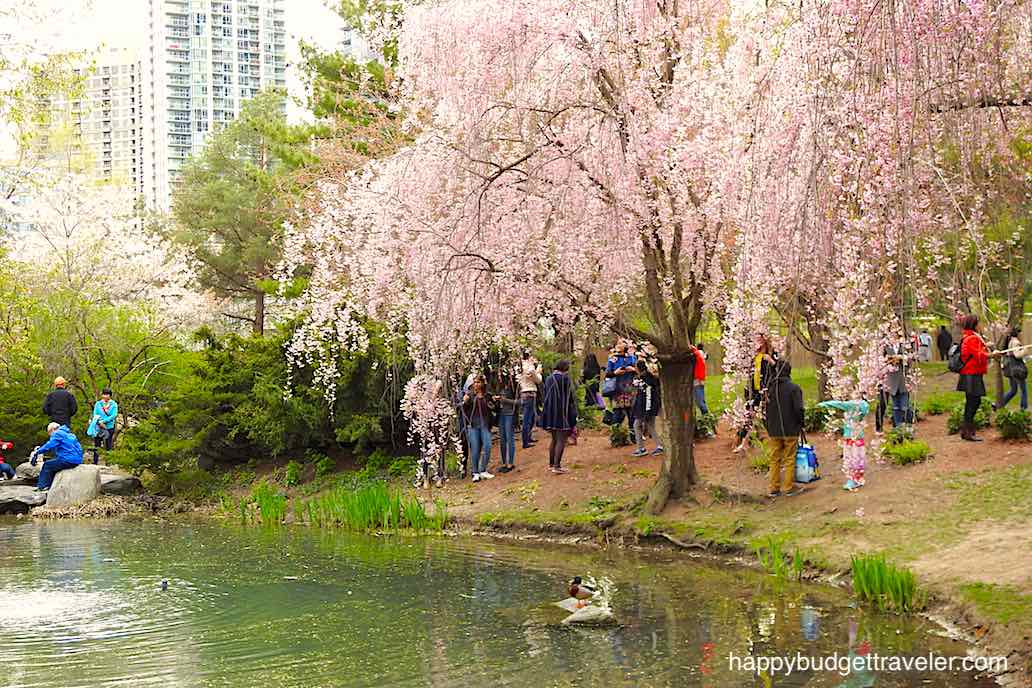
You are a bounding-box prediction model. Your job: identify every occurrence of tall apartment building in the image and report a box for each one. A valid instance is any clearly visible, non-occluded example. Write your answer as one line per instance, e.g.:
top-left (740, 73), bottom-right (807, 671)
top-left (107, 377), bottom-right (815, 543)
top-left (69, 49), bottom-right (145, 193)
top-left (142, 0), bottom-right (287, 211)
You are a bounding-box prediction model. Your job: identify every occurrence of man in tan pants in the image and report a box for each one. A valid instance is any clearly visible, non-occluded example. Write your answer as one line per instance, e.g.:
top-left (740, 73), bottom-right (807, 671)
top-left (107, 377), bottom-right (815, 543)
top-left (764, 361), bottom-right (804, 498)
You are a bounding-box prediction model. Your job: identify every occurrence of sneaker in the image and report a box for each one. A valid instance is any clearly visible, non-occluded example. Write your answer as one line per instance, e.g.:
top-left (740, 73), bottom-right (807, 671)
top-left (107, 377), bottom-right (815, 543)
top-left (472, 473), bottom-right (481, 482)
top-left (631, 448), bottom-right (648, 457)
top-left (843, 479), bottom-right (860, 491)
top-left (784, 487), bottom-right (803, 497)
top-left (481, 471), bottom-right (495, 479)
top-left (766, 491), bottom-right (780, 498)
top-left (651, 446), bottom-right (664, 455)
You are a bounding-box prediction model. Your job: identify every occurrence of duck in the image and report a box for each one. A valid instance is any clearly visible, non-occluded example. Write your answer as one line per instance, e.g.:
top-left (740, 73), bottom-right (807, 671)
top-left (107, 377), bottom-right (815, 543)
top-left (568, 576), bottom-right (597, 601)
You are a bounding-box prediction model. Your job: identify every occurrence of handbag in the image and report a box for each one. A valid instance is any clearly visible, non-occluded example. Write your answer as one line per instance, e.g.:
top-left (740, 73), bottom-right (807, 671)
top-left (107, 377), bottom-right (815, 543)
top-left (601, 377), bottom-right (618, 397)
top-left (1004, 355), bottom-right (1028, 381)
top-left (602, 409), bottom-right (615, 425)
top-left (794, 432), bottom-right (820, 484)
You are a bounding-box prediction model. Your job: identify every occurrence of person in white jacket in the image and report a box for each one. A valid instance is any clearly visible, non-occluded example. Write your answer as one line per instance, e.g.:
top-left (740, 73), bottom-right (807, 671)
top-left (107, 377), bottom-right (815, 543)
top-left (519, 352), bottom-right (542, 448)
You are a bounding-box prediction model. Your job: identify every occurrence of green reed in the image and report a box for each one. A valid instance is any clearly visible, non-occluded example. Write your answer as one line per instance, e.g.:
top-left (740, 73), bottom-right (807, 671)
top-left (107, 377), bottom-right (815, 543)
top-left (247, 481), bottom-right (287, 525)
top-left (303, 480), bottom-right (447, 533)
top-left (851, 554), bottom-right (923, 613)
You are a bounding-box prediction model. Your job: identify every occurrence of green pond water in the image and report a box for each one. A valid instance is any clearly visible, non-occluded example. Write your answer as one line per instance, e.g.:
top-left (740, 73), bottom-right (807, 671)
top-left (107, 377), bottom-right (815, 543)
top-left (0, 519), bottom-right (997, 688)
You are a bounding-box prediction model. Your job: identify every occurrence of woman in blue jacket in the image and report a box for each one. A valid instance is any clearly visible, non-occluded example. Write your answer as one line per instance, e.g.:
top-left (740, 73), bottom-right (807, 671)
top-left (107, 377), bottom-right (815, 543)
top-left (88, 388), bottom-right (118, 465)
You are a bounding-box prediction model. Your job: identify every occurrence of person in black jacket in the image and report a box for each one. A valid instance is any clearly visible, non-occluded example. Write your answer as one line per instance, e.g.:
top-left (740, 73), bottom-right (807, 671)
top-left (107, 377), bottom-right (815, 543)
top-left (540, 360), bottom-right (578, 474)
top-left (631, 359), bottom-right (663, 457)
top-left (43, 377), bottom-right (78, 428)
top-left (936, 325), bottom-right (953, 362)
top-left (764, 361), bottom-right (804, 498)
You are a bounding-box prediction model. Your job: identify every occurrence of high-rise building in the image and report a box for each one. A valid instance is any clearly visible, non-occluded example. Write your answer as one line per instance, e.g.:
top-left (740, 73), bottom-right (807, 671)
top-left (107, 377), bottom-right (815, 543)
top-left (69, 49), bottom-right (145, 193)
top-left (142, 0), bottom-right (287, 211)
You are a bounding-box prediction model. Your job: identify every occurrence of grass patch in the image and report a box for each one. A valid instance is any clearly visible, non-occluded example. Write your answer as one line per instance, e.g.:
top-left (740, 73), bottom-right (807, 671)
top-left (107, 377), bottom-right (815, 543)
top-left (753, 534), bottom-right (804, 581)
top-left (960, 583), bottom-right (1032, 627)
top-left (851, 554), bottom-right (923, 613)
top-left (303, 480), bottom-right (446, 532)
top-left (920, 392), bottom-right (960, 416)
top-left (244, 481), bottom-right (287, 525)
top-left (882, 439), bottom-right (932, 466)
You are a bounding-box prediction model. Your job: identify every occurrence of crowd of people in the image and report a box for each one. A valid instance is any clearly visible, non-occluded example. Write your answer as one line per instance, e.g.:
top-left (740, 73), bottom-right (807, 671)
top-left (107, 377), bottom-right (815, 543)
top-left (0, 377), bottom-right (121, 492)
top-left (431, 338), bottom-right (710, 487)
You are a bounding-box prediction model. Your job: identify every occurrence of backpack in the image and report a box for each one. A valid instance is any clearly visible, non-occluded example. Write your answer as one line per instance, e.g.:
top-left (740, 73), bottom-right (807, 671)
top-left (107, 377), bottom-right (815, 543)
top-left (947, 339), bottom-right (967, 374)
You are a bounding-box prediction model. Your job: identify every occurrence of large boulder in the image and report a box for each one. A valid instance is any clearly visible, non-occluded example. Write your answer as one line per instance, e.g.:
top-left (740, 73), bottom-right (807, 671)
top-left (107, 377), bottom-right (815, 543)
top-left (100, 472), bottom-right (142, 495)
top-left (46, 464), bottom-right (102, 508)
top-left (15, 461), bottom-right (40, 480)
top-left (0, 485), bottom-right (48, 514)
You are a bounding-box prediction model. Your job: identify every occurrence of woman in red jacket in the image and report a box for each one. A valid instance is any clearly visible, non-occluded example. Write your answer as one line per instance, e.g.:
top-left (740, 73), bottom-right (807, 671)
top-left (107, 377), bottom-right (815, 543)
top-left (956, 315), bottom-right (1000, 442)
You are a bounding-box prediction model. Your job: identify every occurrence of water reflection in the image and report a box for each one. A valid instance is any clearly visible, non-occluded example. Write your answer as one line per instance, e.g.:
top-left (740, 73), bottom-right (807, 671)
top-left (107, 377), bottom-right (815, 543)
top-left (0, 519), bottom-right (996, 688)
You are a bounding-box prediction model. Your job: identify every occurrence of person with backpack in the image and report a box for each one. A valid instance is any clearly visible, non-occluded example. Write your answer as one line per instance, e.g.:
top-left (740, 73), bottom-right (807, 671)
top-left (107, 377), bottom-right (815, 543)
top-left (995, 325), bottom-right (1030, 411)
top-left (733, 334), bottom-right (779, 453)
top-left (631, 359), bottom-right (663, 457)
top-left (492, 368), bottom-right (520, 473)
top-left (764, 361), bottom-right (804, 498)
top-left (604, 339), bottom-right (638, 440)
top-left (951, 315), bottom-right (1001, 442)
top-left (540, 360), bottom-right (578, 474)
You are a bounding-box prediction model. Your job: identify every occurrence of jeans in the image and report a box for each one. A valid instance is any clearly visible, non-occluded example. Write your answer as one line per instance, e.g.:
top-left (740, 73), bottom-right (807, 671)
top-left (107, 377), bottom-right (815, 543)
top-left (521, 394), bottom-right (536, 448)
top-left (466, 425), bottom-right (492, 475)
top-left (548, 430), bottom-right (570, 468)
top-left (1000, 377), bottom-right (1029, 410)
top-left (37, 458), bottom-right (79, 490)
top-left (693, 384), bottom-right (709, 415)
top-left (635, 416), bottom-right (657, 450)
top-left (92, 427), bottom-right (114, 464)
top-left (498, 414), bottom-right (516, 466)
top-left (891, 390), bottom-right (910, 427)
top-left (0, 463), bottom-right (14, 479)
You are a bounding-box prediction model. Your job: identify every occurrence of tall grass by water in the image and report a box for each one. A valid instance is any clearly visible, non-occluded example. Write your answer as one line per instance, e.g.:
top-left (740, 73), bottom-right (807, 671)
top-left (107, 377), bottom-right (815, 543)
top-left (851, 554), bottom-right (923, 613)
top-left (304, 480), bottom-right (447, 533)
top-left (246, 481), bottom-right (287, 525)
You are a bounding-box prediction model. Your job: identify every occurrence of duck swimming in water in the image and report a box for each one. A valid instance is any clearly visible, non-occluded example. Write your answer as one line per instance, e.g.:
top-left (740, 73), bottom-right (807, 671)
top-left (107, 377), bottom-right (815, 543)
top-left (569, 576), bottom-right (597, 601)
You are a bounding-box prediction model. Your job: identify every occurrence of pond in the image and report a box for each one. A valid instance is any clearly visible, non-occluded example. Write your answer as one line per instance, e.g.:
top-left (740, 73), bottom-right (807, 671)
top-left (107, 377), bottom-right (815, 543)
top-left (0, 519), bottom-right (996, 687)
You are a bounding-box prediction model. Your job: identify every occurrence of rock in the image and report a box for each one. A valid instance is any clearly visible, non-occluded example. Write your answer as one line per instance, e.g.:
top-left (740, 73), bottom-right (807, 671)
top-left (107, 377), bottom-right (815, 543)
top-left (0, 485), bottom-right (48, 514)
top-left (15, 461), bottom-right (40, 480)
top-left (46, 464), bottom-right (102, 508)
top-left (100, 472), bottom-right (142, 496)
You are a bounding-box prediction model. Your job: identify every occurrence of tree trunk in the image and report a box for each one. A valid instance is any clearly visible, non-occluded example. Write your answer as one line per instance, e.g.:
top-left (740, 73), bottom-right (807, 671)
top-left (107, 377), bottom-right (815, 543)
top-left (645, 358), bottom-right (698, 515)
top-left (814, 353), bottom-right (831, 402)
top-left (253, 290), bottom-right (265, 337)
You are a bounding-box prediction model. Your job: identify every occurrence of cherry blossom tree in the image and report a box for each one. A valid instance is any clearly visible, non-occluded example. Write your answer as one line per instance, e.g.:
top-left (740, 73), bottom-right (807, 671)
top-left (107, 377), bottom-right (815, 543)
top-left (285, 0), bottom-right (760, 513)
top-left (727, 0), bottom-right (1032, 400)
top-left (288, 0), bottom-right (1031, 512)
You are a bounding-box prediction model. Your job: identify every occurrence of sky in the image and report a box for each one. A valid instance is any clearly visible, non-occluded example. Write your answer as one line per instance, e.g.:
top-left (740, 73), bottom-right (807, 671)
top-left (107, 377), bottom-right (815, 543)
top-left (37, 0), bottom-right (348, 122)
